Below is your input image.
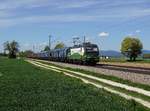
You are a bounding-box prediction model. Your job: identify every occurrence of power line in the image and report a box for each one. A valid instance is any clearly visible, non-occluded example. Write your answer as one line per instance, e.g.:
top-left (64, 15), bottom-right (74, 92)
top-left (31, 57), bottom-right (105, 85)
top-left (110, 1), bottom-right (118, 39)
top-left (83, 36), bottom-right (86, 43)
top-left (73, 37), bottom-right (80, 46)
top-left (49, 35), bottom-right (51, 51)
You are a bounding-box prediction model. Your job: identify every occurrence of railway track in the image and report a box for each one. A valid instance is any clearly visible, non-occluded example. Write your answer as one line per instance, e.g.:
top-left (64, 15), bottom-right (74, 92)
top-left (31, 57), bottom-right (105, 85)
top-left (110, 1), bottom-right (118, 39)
top-left (99, 63), bottom-right (150, 70)
top-left (31, 59), bottom-right (150, 75)
top-left (96, 64), bottom-right (150, 75)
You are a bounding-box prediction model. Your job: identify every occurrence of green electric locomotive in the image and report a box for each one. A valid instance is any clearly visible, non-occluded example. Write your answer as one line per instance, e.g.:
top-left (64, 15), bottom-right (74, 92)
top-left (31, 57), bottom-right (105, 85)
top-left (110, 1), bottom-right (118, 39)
top-left (49, 42), bottom-right (99, 65)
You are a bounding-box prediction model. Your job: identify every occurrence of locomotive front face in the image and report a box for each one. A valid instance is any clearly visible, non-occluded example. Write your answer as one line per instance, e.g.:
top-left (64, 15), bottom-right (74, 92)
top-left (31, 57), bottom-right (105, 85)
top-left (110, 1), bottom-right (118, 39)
top-left (84, 44), bottom-right (99, 63)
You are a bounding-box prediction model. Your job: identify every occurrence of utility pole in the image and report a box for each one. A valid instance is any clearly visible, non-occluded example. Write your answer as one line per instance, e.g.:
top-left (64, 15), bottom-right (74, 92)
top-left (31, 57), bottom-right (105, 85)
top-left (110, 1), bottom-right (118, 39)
top-left (73, 38), bottom-right (76, 46)
top-left (33, 45), bottom-right (35, 52)
top-left (49, 35), bottom-right (51, 51)
top-left (73, 37), bottom-right (80, 46)
top-left (83, 36), bottom-right (86, 44)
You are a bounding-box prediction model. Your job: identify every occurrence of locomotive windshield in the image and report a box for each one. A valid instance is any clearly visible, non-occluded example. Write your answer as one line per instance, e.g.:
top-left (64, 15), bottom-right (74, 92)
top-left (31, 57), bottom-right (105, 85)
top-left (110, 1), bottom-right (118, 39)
top-left (85, 45), bottom-right (99, 53)
top-left (86, 47), bottom-right (98, 52)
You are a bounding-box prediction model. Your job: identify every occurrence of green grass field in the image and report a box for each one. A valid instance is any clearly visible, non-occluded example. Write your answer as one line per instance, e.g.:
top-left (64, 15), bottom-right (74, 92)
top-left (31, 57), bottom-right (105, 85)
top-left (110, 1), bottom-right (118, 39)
top-left (0, 58), bottom-right (149, 111)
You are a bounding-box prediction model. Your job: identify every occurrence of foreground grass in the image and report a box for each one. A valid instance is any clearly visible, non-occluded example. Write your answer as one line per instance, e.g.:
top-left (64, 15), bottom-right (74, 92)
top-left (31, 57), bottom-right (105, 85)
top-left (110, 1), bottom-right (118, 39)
top-left (0, 58), bottom-right (149, 111)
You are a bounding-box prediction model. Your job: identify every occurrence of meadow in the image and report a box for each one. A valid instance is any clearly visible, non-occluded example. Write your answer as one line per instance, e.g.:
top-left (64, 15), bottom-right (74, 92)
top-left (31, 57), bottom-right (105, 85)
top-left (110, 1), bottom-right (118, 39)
top-left (0, 57), bottom-right (149, 111)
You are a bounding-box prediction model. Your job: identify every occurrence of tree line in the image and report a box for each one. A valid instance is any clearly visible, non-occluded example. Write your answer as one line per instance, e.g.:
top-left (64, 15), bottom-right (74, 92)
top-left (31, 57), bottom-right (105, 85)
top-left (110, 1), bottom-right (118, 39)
top-left (2, 36), bottom-right (143, 61)
top-left (2, 41), bottom-right (65, 58)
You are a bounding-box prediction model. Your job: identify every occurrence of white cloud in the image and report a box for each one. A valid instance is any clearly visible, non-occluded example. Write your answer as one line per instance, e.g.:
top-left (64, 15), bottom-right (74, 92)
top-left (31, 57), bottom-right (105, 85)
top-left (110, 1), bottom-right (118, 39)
top-left (128, 33), bottom-right (133, 36)
top-left (0, 14), bottom-right (103, 27)
top-left (0, 0), bottom-right (46, 10)
top-left (58, 1), bottom-right (99, 9)
top-left (0, 10), bottom-right (11, 18)
top-left (135, 30), bottom-right (141, 33)
top-left (0, 1), bottom-right (150, 28)
top-left (127, 30), bottom-right (141, 36)
top-left (98, 32), bottom-right (109, 37)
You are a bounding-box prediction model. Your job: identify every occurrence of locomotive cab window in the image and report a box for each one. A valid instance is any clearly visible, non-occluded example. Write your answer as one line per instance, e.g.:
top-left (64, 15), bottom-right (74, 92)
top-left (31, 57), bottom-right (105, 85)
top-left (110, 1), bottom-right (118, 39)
top-left (86, 46), bottom-right (99, 52)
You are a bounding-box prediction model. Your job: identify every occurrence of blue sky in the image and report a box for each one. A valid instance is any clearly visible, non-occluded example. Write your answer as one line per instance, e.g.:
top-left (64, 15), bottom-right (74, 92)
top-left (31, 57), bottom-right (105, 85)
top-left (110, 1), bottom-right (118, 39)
top-left (0, 0), bottom-right (150, 52)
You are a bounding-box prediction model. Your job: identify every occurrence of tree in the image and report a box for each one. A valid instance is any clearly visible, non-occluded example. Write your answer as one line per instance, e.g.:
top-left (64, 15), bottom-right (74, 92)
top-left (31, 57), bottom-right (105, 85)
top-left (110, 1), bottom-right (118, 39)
top-left (4, 40), bottom-right (19, 58)
top-left (19, 51), bottom-right (24, 57)
top-left (24, 50), bottom-right (34, 57)
top-left (121, 37), bottom-right (143, 61)
top-left (19, 50), bottom-right (34, 57)
top-left (54, 42), bottom-right (65, 49)
top-left (44, 45), bottom-right (50, 51)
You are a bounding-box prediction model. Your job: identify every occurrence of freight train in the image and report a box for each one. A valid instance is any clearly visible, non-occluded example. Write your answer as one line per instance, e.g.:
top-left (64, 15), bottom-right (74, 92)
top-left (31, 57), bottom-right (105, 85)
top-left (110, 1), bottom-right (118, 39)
top-left (31, 42), bottom-right (99, 65)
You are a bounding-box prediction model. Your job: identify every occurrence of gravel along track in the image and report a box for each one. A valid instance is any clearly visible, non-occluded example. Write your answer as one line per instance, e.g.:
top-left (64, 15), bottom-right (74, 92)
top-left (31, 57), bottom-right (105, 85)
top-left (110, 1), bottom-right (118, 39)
top-left (100, 62), bottom-right (150, 69)
top-left (32, 59), bottom-right (150, 85)
top-left (96, 64), bottom-right (150, 75)
top-left (99, 63), bottom-right (150, 70)
top-left (26, 60), bottom-right (150, 109)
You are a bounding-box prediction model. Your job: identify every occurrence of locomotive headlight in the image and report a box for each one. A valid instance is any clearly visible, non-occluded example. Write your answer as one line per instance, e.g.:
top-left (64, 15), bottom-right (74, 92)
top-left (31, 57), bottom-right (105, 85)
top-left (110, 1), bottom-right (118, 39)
top-left (93, 48), bottom-right (98, 51)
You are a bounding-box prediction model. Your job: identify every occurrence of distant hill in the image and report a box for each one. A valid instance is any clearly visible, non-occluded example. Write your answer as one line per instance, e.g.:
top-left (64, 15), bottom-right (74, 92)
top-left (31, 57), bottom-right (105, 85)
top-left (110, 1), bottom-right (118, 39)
top-left (142, 50), bottom-right (150, 54)
top-left (100, 50), bottom-right (122, 57)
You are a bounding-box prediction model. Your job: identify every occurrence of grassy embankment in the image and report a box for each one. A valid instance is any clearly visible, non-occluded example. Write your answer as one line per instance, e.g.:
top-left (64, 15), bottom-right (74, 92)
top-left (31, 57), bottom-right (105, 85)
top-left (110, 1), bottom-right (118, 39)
top-left (0, 57), bottom-right (149, 111)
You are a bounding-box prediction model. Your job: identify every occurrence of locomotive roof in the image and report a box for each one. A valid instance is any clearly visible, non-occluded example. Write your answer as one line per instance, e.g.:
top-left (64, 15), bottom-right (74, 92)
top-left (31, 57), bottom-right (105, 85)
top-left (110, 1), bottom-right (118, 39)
top-left (72, 42), bottom-right (98, 48)
top-left (83, 42), bottom-right (98, 46)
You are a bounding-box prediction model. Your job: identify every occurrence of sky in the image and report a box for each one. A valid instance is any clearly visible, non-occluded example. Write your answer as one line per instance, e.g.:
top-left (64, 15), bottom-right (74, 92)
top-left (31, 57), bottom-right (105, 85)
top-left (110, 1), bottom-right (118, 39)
top-left (0, 0), bottom-right (150, 52)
